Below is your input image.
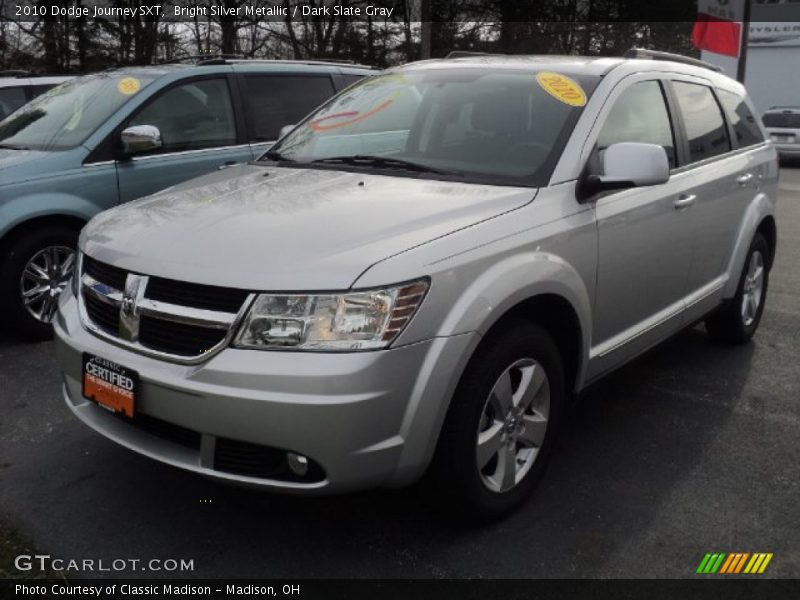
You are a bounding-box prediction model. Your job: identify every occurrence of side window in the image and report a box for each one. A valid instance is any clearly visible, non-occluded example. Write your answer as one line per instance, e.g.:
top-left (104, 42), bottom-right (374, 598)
top-left (0, 86), bottom-right (28, 121)
top-left (716, 89), bottom-right (764, 148)
top-left (340, 74), bottom-right (367, 88)
top-left (242, 75), bottom-right (336, 142)
top-left (128, 78), bottom-right (236, 153)
top-left (596, 80), bottom-right (676, 168)
top-left (29, 84), bottom-right (56, 99)
top-left (672, 81), bottom-right (731, 163)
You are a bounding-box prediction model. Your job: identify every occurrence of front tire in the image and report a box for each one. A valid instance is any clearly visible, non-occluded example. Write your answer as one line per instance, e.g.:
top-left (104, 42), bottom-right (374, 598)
top-left (0, 226), bottom-right (79, 340)
top-left (705, 232), bottom-right (770, 344)
top-left (429, 320), bottom-right (565, 521)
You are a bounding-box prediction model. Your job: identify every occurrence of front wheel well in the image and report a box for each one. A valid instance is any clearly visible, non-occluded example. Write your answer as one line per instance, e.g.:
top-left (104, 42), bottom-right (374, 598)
top-left (484, 294), bottom-right (583, 394)
top-left (757, 216), bottom-right (777, 270)
top-left (0, 215), bottom-right (86, 255)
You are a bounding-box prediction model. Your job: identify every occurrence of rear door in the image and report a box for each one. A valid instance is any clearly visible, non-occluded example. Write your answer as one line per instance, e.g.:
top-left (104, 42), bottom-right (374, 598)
top-left (665, 78), bottom-right (767, 320)
top-left (589, 77), bottom-right (695, 376)
top-left (236, 72), bottom-right (337, 157)
top-left (115, 75), bottom-right (254, 204)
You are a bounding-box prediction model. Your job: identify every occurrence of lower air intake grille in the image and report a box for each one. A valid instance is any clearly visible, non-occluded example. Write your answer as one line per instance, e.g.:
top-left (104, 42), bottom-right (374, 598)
top-left (130, 413), bottom-right (202, 450)
top-left (214, 438), bottom-right (325, 483)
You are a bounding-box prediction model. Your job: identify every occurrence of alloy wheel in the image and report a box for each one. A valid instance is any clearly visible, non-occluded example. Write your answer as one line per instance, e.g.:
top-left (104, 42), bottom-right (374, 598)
top-left (20, 245), bottom-right (76, 323)
top-left (741, 249), bottom-right (764, 328)
top-left (476, 358), bottom-right (550, 493)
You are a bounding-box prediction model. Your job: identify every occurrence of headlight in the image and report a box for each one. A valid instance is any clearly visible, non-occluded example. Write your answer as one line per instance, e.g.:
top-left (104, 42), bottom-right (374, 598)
top-left (234, 279), bottom-right (429, 351)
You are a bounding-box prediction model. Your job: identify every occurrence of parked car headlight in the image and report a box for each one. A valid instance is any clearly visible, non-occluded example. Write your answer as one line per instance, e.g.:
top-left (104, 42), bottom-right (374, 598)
top-left (234, 280), bottom-right (429, 351)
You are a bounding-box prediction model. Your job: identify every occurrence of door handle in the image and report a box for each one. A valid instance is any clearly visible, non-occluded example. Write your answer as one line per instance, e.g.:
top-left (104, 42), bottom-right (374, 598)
top-left (736, 172), bottom-right (754, 186)
top-left (674, 194), bottom-right (696, 210)
top-left (218, 161), bottom-right (238, 170)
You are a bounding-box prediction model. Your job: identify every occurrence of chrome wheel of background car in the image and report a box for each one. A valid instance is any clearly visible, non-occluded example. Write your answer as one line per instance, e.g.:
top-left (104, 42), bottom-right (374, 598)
top-left (476, 358), bottom-right (550, 493)
top-left (741, 249), bottom-right (765, 327)
top-left (20, 246), bottom-right (76, 323)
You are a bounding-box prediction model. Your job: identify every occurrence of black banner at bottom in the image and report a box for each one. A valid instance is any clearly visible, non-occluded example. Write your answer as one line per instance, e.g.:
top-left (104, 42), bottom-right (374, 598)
top-left (3, 579), bottom-right (800, 600)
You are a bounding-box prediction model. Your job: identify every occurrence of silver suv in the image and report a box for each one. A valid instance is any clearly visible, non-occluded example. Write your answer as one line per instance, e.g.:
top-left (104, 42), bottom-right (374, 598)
top-left (55, 50), bottom-right (778, 519)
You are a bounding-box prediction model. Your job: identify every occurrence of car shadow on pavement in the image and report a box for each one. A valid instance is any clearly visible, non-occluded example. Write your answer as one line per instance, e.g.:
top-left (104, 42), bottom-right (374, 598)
top-left (1, 322), bottom-right (763, 579)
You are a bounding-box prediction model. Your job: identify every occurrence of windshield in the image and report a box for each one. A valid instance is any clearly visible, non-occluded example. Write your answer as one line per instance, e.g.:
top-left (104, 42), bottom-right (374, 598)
top-left (0, 73), bottom-right (157, 151)
top-left (268, 68), bottom-right (598, 186)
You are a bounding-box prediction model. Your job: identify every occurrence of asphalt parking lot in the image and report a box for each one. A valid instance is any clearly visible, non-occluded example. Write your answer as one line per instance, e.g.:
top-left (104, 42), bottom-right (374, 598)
top-left (1, 169), bottom-right (798, 580)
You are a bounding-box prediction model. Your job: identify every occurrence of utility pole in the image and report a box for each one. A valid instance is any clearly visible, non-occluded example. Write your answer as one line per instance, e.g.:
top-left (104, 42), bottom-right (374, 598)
top-left (737, 0), bottom-right (752, 84)
top-left (420, 0), bottom-right (431, 59)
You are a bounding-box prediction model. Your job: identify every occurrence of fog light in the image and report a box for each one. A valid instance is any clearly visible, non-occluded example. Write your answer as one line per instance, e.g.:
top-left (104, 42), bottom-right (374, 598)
top-left (287, 452), bottom-right (308, 477)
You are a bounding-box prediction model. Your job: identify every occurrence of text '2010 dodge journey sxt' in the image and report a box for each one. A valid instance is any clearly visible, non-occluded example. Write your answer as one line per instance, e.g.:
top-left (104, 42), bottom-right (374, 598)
top-left (55, 51), bottom-right (778, 519)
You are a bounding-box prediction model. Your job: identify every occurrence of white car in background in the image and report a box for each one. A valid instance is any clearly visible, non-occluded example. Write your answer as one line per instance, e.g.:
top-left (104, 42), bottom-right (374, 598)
top-left (762, 106), bottom-right (800, 160)
top-left (0, 71), bottom-right (72, 120)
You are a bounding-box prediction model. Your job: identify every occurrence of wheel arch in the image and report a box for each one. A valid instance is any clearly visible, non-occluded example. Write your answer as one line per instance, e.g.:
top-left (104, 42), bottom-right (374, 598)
top-left (0, 213), bottom-right (87, 256)
top-left (722, 192), bottom-right (777, 298)
top-left (757, 214), bottom-right (777, 270)
top-left (389, 254), bottom-right (593, 487)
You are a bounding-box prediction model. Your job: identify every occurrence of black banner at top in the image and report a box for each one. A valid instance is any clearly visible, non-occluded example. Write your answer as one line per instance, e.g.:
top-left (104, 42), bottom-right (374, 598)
top-left (2, 0), bottom-right (709, 24)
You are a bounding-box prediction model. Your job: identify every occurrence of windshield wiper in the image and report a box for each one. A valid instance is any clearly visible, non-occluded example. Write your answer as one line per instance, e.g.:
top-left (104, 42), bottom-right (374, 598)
top-left (312, 155), bottom-right (451, 175)
top-left (261, 150), bottom-right (294, 163)
top-left (0, 143), bottom-right (30, 150)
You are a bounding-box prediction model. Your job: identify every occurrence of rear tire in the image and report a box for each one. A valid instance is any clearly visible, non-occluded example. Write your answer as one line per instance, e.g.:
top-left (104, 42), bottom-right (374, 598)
top-left (0, 225), bottom-right (79, 340)
top-left (705, 232), bottom-right (770, 345)
top-left (428, 320), bottom-right (565, 522)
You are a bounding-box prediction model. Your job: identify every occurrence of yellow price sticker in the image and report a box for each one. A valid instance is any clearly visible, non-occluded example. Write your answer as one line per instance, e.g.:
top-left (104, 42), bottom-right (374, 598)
top-left (536, 72), bottom-right (587, 107)
top-left (117, 77), bottom-right (141, 96)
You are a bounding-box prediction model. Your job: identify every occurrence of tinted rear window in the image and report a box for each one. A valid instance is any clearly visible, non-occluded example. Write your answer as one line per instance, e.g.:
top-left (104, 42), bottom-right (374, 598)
top-left (672, 81), bottom-right (731, 163)
top-left (0, 86), bottom-right (27, 120)
top-left (762, 111), bottom-right (800, 129)
top-left (717, 89), bottom-right (764, 147)
top-left (242, 75), bottom-right (336, 142)
top-left (341, 74), bottom-right (367, 88)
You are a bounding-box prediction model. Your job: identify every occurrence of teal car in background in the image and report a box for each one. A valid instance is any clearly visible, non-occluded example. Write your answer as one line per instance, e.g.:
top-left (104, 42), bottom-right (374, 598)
top-left (0, 59), bottom-right (371, 338)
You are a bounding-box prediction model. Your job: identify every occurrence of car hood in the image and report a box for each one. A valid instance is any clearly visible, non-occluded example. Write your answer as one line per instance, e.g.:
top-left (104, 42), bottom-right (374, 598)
top-left (82, 165), bottom-right (536, 290)
top-left (0, 148), bottom-right (53, 177)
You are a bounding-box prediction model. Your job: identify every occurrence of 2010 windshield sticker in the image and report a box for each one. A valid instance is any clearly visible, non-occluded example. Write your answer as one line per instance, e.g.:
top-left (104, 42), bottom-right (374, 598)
top-left (536, 72), bottom-right (586, 107)
top-left (117, 77), bottom-right (141, 95)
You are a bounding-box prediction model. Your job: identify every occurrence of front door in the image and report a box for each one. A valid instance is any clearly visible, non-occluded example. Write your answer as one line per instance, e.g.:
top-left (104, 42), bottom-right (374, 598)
top-left (115, 77), bottom-right (254, 204)
top-left (587, 79), bottom-right (694, 378)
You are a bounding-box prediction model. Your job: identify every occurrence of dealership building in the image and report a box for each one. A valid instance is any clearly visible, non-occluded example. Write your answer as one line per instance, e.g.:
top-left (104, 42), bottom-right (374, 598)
top-left (701, 1), bottom-right (800, 113)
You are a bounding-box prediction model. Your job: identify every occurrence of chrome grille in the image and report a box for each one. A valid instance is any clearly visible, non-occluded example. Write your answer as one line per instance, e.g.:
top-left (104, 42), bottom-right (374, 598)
top-left (78, 254), bottom-right (253, 362)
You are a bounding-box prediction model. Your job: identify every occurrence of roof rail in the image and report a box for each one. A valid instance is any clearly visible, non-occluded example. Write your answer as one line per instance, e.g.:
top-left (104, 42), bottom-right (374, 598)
top-left (197, 58), bottom-right (374, 69)
top-left (623, 48), bottom-right (723, 72)
top-left (161, 53), bottom-right (243, 65)
top-left (445, 51), bottom-right (500, 59)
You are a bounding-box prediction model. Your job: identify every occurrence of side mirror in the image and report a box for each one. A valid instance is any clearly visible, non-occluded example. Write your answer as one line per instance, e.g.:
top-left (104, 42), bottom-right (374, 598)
top-left (120, 125), bottom-right (162, 155)
top-left (278, 124), bottom-right (296, 139)
top-left (596, 142), bottom-right (669, 188)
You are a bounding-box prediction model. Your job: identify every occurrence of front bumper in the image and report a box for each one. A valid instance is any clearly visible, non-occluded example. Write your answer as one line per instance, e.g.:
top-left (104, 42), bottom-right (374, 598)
top-left (55, 291), bottom-right (476, 494)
